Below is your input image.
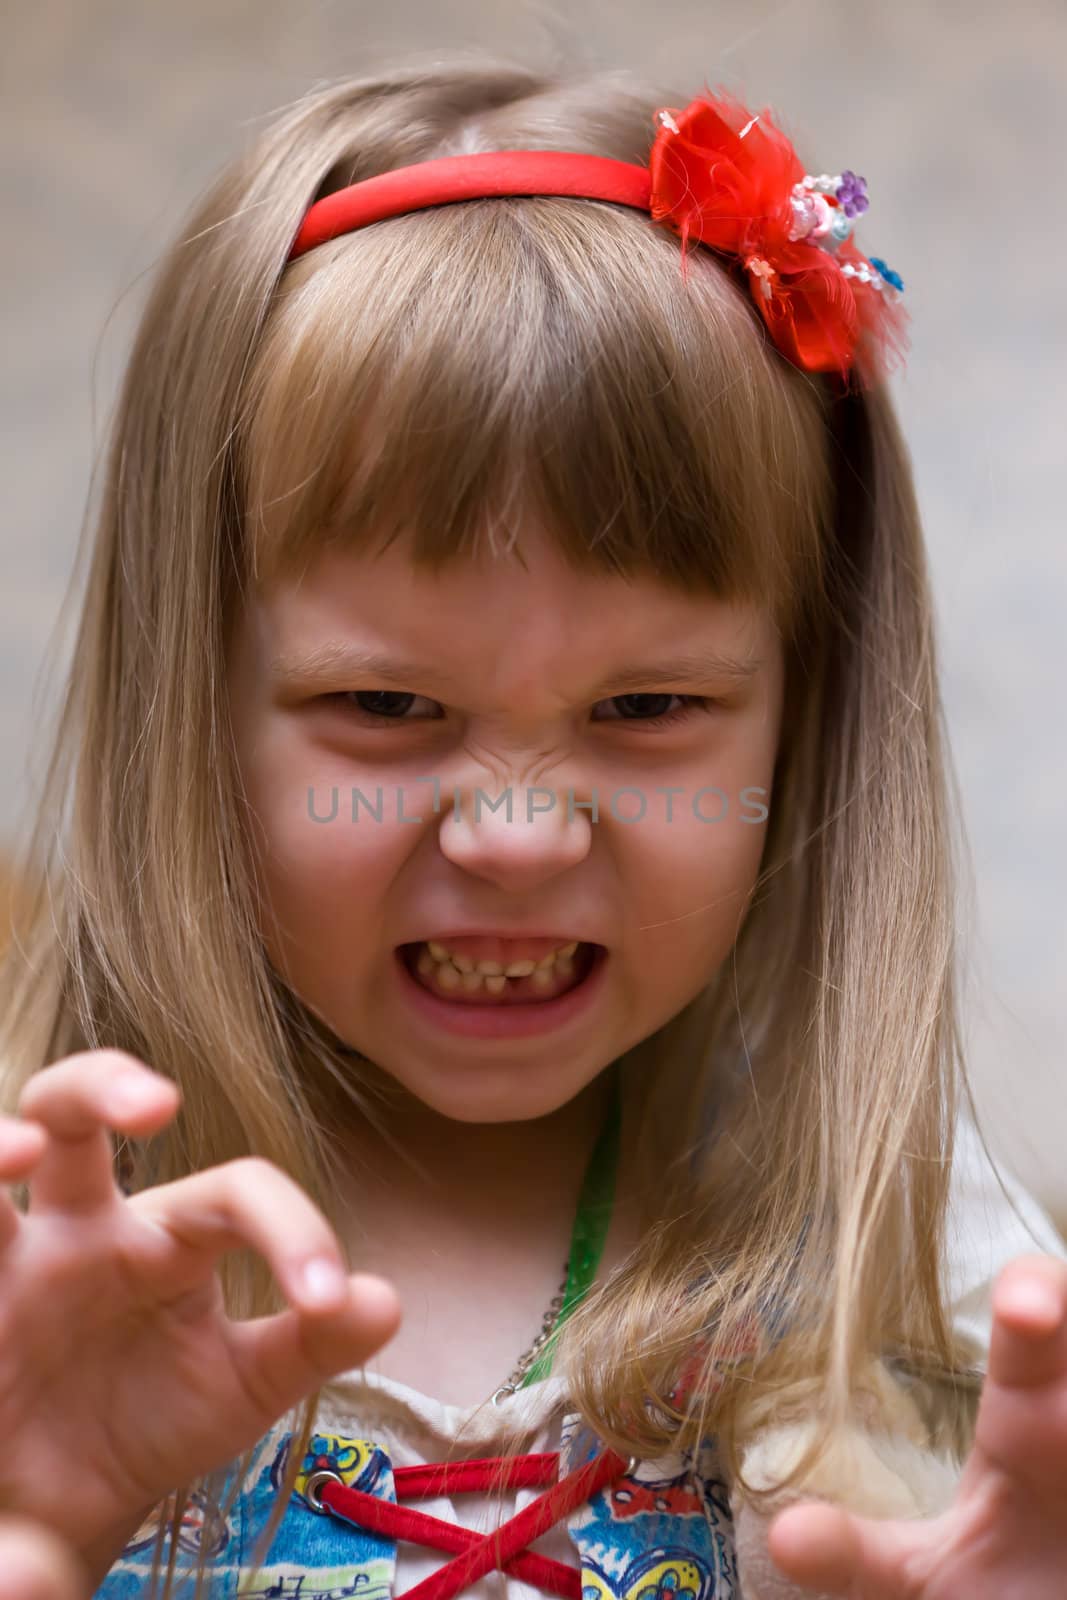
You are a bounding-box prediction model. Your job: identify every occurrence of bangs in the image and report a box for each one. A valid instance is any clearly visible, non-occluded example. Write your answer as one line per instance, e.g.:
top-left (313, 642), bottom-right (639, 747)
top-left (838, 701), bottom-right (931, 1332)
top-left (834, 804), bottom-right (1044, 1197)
top-left (237, 196), bottom-right (834, 639)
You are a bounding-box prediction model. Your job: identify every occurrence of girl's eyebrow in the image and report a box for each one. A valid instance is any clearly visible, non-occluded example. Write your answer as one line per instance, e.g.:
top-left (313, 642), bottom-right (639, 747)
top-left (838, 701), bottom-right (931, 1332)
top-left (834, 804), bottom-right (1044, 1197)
top-left (270, 643), bottom-right (763, 693)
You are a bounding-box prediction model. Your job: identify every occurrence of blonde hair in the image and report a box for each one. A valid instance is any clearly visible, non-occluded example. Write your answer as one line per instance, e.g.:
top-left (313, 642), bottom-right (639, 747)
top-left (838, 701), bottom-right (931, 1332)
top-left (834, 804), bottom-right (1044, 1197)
top-left (1, 54), bottom-right (980, 1592)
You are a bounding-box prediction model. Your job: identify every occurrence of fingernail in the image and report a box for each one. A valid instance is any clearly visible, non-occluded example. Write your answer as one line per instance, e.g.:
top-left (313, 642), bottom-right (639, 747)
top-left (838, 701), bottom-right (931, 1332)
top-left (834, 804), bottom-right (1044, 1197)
top-left (111, 1078), bottom-right (160, 1112)
top-left (1007, 1277), bottom-right (1061, 1329)
top-left (0, 1119), bottom-right (44, 1148)
top-left (301, 1259), bottom-right (348, 1309)
top-left (353, 1273), bottom-right (401, 1319)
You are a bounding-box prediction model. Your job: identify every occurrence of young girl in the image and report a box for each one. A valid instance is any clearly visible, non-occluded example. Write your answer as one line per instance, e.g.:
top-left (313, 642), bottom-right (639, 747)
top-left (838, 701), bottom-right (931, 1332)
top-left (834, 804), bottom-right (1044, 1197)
top-left (1, 56), bottom-right (1065, 1600)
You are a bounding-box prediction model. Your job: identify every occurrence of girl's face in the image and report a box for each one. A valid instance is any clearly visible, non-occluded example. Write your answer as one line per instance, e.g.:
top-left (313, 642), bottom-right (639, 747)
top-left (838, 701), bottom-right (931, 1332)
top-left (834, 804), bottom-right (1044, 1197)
top-left (228, 528), bottom-right (785, 1123)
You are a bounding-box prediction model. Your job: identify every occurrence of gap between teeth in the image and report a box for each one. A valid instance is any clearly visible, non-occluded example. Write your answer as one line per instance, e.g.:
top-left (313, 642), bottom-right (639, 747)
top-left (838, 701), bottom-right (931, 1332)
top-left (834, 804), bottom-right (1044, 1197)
top-left (418, 941), bottom-right (580, 994)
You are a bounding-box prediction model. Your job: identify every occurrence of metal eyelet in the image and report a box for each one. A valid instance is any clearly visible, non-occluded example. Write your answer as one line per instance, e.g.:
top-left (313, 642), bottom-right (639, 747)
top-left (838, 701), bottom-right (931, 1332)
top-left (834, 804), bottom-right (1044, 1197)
top-left (303, 1467), bottom-right (344, 1515)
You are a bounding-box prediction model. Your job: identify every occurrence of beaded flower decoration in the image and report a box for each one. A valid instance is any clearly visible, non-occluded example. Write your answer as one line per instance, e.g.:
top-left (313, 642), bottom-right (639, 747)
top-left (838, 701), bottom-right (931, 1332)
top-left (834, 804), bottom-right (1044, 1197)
top-left (648, 90), bottom-right (908, 382)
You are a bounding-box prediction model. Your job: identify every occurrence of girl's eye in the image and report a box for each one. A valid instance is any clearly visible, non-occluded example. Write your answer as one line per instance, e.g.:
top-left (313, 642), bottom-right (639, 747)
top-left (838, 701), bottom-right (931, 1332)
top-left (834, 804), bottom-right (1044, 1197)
top-left (591, 693), bottom-right (718, 728)
top-left (331, 690), bottom-right (442, 722)
top-left (327, 690), bottom-right (717, 728)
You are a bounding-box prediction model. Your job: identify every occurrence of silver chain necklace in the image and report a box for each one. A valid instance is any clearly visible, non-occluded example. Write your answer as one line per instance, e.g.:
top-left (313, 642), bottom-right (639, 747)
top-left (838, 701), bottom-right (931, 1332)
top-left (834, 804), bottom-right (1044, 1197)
top-left (489, 1257), bottom-right (570, 1407)
top-left (486, 1073), bottom-right (621, 1408)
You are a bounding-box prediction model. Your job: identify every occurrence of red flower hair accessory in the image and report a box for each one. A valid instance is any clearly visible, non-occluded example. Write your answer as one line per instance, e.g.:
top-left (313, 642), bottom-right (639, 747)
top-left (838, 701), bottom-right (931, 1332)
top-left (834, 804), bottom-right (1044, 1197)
top-left (648, 89), bottom-right (908, 383)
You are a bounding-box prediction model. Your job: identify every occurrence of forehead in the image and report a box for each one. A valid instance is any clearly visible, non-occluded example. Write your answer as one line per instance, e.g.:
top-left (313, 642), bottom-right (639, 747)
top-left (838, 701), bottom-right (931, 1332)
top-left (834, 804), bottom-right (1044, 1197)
top-left (251, 529), bottom-right (781, 692)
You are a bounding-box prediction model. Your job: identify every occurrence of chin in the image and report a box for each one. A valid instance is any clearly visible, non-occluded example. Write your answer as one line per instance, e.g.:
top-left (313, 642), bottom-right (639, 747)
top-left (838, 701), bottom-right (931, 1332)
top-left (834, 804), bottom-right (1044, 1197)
top-left (378, 1061), bottom-right (604, 1125)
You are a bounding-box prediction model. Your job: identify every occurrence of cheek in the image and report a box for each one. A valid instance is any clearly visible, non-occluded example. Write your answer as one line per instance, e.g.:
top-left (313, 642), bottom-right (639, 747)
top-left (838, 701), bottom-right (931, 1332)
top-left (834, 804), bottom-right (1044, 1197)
top-left (625, 799), bottom-right (769, 944)
top-left (616, 743), bottom-right (775, 990)
top-left (240, 739), bottom-right (407, 986)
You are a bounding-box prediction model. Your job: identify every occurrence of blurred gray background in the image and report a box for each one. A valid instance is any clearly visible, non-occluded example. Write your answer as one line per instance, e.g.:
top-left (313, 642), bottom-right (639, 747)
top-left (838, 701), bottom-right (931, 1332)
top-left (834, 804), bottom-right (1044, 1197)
top-left (3, 2), bottom-right (1064, 1222)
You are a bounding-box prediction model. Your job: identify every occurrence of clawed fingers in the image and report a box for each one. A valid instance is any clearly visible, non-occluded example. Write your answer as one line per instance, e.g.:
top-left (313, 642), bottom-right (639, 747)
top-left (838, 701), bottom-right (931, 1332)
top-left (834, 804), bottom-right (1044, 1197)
top-left (131, 1158), bottom-right (401, 1422)
top-left (16, 1052), bottom-right (180, 1216)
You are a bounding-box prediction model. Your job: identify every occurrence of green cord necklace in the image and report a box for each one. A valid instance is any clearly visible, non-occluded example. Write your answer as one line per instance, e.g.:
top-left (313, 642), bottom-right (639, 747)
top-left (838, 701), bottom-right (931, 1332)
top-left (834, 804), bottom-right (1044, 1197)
top-left (489, 1076), bottom-right (622, 1406)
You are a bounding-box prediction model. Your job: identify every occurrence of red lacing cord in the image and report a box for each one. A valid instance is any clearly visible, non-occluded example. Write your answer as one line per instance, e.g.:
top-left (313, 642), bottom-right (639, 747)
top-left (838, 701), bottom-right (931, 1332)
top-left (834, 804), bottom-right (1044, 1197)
top-left (316, 1448), bottom-right (629, 1600)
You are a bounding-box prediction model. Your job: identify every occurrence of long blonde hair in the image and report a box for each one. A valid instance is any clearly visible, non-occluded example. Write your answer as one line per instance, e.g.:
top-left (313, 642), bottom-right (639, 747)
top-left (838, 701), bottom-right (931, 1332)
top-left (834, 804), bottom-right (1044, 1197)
top-left (1, 53), bottom-right (979, 1590)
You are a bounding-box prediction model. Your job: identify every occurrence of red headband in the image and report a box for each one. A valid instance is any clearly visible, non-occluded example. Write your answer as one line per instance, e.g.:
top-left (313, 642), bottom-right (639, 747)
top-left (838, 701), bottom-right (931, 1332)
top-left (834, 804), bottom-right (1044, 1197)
top-left (285, 89), bottom-right (907, 385)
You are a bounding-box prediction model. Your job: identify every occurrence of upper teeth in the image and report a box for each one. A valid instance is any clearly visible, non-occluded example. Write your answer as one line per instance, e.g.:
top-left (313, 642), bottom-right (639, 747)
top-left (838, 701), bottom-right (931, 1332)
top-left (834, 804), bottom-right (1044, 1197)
top-left (424, 940), bottom-right (579, 978)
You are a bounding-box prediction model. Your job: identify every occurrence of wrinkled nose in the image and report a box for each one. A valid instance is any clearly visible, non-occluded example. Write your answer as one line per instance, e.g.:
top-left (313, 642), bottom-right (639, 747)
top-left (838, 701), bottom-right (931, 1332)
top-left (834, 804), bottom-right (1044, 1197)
top-left (437, 780), bottom-right (594, 890)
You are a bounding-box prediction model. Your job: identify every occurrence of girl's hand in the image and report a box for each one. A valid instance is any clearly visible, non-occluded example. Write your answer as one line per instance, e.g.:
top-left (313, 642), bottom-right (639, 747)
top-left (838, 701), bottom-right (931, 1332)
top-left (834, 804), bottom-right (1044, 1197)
top-left (0, 1515), bottom-right (87, 1600)
top-left (765, 1253), bottom-right (1067, 1597)
top-left (0, 1051), bottom-right (401, 1578)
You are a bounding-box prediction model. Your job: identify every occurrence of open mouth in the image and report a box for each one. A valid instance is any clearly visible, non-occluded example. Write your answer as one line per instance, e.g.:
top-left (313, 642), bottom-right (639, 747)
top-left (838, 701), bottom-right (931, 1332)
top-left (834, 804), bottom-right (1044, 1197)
top-left (398, 939), bottom-right (602, 1006)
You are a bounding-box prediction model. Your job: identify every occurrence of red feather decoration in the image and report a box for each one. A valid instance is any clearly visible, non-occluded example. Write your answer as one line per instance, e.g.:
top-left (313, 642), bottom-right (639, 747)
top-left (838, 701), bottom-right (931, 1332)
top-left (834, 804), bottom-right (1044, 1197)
top-left (648, 89), bottom-right (909, 385)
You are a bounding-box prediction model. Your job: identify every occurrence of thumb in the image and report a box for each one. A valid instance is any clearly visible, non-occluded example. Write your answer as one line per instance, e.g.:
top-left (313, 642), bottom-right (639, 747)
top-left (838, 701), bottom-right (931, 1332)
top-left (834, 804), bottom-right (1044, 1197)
top-left (766, 1499), bottom-right (932, 1598)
